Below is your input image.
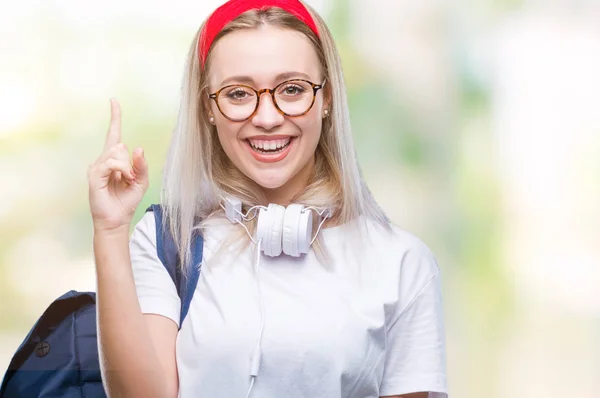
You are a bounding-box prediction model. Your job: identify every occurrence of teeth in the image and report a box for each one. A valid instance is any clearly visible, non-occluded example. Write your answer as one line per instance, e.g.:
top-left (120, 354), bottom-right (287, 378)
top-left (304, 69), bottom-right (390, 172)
top-left (249, 138), bottom-right (291, 150)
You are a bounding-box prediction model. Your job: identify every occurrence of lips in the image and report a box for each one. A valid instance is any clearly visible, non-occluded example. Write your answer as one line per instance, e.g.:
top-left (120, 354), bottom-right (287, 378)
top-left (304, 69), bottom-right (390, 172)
top-left (244, 136), bottom-right (296, 163)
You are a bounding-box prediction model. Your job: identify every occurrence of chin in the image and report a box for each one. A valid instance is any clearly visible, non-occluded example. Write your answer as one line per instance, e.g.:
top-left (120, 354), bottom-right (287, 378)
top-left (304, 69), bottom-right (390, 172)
top-left (250, 172), bottom-right (291, 190)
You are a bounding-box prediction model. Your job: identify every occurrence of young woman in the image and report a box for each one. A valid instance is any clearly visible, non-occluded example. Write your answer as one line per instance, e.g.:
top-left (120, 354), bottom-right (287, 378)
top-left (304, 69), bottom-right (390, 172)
top-left (87, 0), bottom-right (448, 397)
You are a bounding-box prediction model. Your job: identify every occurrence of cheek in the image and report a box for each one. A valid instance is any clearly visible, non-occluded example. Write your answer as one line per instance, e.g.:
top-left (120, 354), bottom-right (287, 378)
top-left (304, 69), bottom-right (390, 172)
top-left (215, 123), bottom-right (240, 156)
top-left (308, 97), bottom-right (325, 133)
top-left (299, 111), bottom-right (323, 143)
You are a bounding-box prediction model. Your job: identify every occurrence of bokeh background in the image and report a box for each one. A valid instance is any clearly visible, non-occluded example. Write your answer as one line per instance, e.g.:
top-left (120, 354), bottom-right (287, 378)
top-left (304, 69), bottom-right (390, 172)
top-left (2, 0), bottom-right (600, 396)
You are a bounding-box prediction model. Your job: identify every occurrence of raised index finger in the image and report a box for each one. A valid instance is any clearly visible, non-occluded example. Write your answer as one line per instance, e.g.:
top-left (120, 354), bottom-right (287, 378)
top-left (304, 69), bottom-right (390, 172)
top-left (104, 98), bottom-right (122, 150)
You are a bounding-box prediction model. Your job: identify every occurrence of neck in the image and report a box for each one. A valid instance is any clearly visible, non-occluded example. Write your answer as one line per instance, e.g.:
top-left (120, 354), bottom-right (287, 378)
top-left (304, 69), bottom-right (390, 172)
top-left (263, 156), bottom-right (315, 205)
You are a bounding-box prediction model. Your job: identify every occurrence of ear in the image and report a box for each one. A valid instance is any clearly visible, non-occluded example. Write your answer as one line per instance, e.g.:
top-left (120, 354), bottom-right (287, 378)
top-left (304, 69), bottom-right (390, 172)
top-left (201, 92), bottom-right (212, 116)
top-left (322, 78), bottom-right (332, 113)
top-left (201, 92), bottom-right (217, 125)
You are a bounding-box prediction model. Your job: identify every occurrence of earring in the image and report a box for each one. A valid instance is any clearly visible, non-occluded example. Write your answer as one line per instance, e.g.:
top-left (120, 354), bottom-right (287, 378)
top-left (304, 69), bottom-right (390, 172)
top-left (323, 109), bottom-right (330, 118)
top-left (209, 116), bottom-right (215, 124)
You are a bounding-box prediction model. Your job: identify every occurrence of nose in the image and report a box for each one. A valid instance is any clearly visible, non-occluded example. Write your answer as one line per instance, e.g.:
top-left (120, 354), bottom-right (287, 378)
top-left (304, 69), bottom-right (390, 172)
top-left (251, 92), bottom-right (285, 130)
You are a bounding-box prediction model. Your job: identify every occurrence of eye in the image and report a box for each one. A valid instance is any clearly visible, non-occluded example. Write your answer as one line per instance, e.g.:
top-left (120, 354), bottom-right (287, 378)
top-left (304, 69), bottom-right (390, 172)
top-left (280, 84), bottom-right (306, 96)
top-left (224, 87), bottom-right (253, 101)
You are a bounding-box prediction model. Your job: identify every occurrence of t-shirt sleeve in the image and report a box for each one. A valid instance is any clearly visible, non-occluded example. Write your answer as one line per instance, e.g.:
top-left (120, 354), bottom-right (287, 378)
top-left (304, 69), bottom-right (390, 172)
top-left (379, 239), bottom-right (448, 397)
top-left (129, 211), bottom-right (181, 327)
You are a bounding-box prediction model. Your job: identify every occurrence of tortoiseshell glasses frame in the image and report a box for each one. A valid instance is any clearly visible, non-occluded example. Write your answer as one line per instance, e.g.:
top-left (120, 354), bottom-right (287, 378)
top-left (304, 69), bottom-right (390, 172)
top-left (208, 79), bottom-right (327, 122)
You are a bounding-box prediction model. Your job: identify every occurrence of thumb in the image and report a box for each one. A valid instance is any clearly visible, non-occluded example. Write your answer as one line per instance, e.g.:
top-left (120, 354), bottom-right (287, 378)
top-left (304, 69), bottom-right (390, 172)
top-left (132, 147), bottom-right (149, 185)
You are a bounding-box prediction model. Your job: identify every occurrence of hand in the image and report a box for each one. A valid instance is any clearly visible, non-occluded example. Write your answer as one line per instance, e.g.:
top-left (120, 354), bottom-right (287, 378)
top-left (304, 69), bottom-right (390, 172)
top-left (88, 99), bottom-right (149, 233)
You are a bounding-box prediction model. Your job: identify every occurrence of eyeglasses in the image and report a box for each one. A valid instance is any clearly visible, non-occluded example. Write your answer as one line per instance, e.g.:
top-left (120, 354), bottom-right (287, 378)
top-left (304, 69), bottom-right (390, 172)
top-left (208, 79), bottom-right (326, 122)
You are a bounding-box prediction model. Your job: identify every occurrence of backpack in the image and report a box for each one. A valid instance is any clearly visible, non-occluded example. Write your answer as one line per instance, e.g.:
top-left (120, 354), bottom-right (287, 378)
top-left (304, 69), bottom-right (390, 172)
top-left (0, 205), bottom-right (203, 398)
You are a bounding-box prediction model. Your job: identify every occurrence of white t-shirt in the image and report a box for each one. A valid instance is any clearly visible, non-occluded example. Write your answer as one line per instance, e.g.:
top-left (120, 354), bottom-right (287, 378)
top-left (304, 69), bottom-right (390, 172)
top-left (130, 211), bottom-right (448, 398)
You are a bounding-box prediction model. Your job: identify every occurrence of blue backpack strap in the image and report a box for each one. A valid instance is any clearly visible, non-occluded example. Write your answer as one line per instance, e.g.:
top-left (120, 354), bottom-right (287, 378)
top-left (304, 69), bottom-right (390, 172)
top-left (145, 204), bottom-right (203, 329)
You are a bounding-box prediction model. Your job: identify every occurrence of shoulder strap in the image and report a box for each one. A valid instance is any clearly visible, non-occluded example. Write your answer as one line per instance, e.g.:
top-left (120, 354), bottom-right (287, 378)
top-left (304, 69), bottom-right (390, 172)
top-left (146, 205), bottom-right (203, 330)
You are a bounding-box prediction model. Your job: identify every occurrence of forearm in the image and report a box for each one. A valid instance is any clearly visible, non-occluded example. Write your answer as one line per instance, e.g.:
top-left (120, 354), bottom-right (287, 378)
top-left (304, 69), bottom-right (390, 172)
top-left (94, 227), bottom-right (171, 398)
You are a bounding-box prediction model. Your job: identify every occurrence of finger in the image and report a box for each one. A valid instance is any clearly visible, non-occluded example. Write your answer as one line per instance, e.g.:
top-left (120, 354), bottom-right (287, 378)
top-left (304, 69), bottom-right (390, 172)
top-left (98, 142), bottom-right (130, 164)
top-left (97, 158), bottom-right (135, 182)
top-left (131, 147), bottom-right (148, 185)
top-left (114, 143), bottom-right (134, 182)
top-left (104, 98), bottom-right (122, 151)
top-left (97, 143), bottom-right (135, 183)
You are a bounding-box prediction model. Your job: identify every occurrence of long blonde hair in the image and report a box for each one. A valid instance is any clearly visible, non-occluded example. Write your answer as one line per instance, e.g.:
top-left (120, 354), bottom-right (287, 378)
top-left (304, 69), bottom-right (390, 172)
top-left (160, 2), bottom-right (391, 274)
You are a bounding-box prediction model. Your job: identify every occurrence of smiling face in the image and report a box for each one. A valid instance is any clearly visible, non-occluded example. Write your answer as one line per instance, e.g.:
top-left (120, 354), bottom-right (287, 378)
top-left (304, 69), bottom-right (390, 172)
top-left (206, 25), bottom-right (328, 204)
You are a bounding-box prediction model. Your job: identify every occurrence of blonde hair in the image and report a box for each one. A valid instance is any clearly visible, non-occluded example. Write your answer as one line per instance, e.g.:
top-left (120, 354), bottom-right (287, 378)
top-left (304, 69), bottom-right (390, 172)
top-left (160, 2), bottom-right (391, 274)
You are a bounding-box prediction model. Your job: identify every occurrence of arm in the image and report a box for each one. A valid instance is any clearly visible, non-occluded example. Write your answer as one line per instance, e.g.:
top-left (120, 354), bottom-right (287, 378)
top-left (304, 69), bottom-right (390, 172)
top-left (95, 227), bottom-right (178, 398)
top-left (89, 99), bottom-right (179, 397)
top-left (379, 239), bottom-right (447, 398)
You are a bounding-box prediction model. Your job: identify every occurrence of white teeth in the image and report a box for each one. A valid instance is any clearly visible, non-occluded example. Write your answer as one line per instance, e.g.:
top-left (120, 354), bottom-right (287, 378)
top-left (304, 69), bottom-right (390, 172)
top-left (249, 138), bottom-right (291, 151)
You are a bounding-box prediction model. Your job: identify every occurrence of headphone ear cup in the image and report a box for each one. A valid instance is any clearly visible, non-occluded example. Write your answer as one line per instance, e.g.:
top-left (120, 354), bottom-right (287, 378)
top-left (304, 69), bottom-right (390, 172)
top-left (282, 204), bottom-right (303, 257)
top-left (298, 208), bottom-right (313, 254)
top-left (256, 206), bottom-right (270, 250)
top-left (266, 204), bottom-right (285, 257)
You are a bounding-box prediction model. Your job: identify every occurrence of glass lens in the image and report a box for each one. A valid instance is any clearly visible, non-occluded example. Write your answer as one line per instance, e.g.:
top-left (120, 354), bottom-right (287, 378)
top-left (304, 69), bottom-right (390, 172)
top-left (275, 80), bottom-right (314, 116)
top-left (218, 85), bottom-right (258, 121)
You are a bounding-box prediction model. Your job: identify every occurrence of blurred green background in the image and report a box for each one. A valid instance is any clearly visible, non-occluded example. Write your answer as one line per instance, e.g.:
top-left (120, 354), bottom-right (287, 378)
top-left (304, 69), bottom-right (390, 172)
top-left (1, 0), bottom-right (600, 396)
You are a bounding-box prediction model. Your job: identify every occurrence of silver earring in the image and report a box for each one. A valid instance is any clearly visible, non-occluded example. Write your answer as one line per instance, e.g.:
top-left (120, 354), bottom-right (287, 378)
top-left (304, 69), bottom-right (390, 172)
top-left (323, 109), bottom-right (330, 118)
top-left (209, 116), bottom-right (215, 124)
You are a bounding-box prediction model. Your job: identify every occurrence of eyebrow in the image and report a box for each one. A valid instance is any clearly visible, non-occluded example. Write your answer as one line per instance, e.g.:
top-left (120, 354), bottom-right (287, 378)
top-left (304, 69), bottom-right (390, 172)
top-left (218, 71), bottom-right (314, 88)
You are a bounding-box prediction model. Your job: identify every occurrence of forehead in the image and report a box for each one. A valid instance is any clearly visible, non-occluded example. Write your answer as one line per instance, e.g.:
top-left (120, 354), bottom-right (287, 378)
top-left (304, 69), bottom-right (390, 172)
top-left (208, 25), bottom-right (321, 88)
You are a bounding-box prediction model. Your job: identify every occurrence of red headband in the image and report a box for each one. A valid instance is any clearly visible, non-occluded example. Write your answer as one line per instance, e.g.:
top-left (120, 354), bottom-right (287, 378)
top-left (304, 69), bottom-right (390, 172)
top-left (198, 0), bottom-right (320, 67)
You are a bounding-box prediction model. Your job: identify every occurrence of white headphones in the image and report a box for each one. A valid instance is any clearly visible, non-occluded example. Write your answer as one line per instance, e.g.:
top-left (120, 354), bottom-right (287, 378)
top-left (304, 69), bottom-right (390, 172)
top-left (219, 195), bottom-right (333, 398)
top-left (222, 196), bottom-right (332, 257)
